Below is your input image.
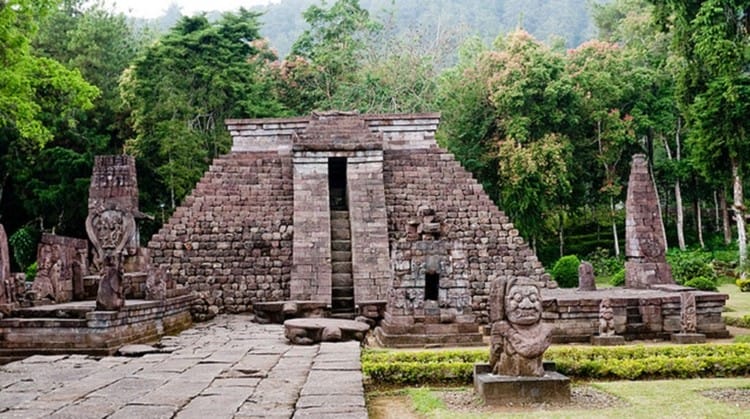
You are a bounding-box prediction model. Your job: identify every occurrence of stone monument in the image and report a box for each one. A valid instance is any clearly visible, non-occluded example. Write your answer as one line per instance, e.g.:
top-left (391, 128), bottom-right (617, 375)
top-left (475, 278), bottom-right (570, 405)
top-left (30, 234), bottom-right (88, 303)
top-left (86, 155), bottom-right (140, 310)
top-left (590, 298), bottom-right (624, 345)
top-left (624, 154), bottom-right (674, 288)
top-left (671, 292), bottom-right (706, 344)
top-left (577, 261), bottom-right (596, 291)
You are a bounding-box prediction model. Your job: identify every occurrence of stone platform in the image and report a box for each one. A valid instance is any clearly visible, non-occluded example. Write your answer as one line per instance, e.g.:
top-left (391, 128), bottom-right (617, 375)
top-left (473, 364), bottom-right (570, 405)
top-left (541, 286), bottom-right (729, 343)
top-left (0, 315), bottom-right (367, 418)
top-left (0, 294), bottom-right (196, 363)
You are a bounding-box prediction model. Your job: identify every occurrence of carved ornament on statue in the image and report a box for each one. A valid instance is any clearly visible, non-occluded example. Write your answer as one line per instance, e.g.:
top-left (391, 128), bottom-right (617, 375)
top-left (86, 206), bottom-right (135, 261)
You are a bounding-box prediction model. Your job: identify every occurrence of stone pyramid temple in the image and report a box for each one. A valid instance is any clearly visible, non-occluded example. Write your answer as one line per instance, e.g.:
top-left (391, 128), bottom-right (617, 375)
top-left (148, 112), bottom-right (552, 346)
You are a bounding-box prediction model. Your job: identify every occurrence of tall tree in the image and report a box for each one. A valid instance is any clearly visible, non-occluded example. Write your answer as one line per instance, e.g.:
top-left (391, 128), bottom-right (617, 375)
top-left (121, 10), bottom-right (287, 218)
top-left (651, 0), bottom-right (750, 271)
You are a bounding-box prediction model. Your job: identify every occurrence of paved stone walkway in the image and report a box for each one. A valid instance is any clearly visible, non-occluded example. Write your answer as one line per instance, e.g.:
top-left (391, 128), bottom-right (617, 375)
top-left (0, 315), bottom-right (368, 418)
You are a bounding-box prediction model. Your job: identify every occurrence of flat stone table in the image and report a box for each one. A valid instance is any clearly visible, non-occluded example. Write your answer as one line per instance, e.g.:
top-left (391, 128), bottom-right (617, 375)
top-left (0, 315), bottom-right (367, 419)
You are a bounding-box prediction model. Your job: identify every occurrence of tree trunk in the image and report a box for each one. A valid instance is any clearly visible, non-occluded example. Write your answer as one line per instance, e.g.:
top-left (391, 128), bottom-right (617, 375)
top-left (611, 196), bottom-right (620, 258)
top-left (675, 180), bottom-right (686, 250)
top-left (714, 190), bottom-right (721, 232)
top-left (697, 199), bottom-right (705, 249)
top-left (721, 185), bottom-right (732, 245)
top-left (731, 160), bottom-right (747, 273)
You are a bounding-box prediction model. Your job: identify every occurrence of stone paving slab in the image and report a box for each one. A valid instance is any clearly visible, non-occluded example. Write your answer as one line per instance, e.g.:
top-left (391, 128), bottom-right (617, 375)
top-left (0, 315), bottom-right (368, 419)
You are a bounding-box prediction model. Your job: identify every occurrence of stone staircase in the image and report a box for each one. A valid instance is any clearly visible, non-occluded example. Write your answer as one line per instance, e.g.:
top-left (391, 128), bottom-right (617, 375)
top-left (330, 210), bottom-right (355, 319)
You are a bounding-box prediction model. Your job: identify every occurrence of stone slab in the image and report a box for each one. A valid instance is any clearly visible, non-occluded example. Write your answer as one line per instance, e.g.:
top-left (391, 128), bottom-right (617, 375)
top-left (474, 371), bottom-right (570, 405)
top-left (670, 333), bottom-right (706, 344)
top-left (590, 335), bottom-right (626, 346)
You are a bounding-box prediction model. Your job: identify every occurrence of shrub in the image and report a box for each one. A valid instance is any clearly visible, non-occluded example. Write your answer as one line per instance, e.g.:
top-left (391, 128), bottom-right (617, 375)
top-left (586, 247), bottom-right (624, 277)
top-left (725, 315), bottom-right (750, 329)
top-left (551, 255), bottom-right (581, 288)
top-left (25, 261), bottom-right (38, 282)
top-left (684, 276), bottom-right (718, 291)
top-left (8, 226), bottom-right (38, 271)
top-left (361, 344), bottom-right (750, 385)
top-left (737, 278), bottom-right (750, 292)
top-left (610, 268), bottom-right (626, 287)
top-left (667, 250), bottom-right (717, 285)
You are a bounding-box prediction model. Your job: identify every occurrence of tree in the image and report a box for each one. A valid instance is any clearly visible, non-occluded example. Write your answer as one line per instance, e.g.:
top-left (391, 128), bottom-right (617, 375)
top-left (121, 10), bottom-right (287, 217)
top-left (283, 0), bottom-right (381, 111)
top-left (651, 0), bottom-right (750, 271)
top-left (0, 0), bottom-right (98, 236)
top-left (484, 30), bottom-right (578, 250)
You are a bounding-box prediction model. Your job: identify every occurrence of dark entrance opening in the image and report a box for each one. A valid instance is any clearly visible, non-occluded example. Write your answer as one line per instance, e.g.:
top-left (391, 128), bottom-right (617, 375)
top-left (328, 157), bottom-right (348, 210)
top-left (425, 273), bottom-right (439, 301)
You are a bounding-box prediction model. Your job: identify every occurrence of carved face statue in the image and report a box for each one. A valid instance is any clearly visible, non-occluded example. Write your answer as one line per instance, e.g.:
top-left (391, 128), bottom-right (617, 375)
top-left (505, 284), bottom-right (542, 325)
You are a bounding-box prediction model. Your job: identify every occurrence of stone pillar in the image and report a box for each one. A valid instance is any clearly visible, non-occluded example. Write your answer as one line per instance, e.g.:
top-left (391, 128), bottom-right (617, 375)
top-left (624, 154), bottom-right (674, 288)
top-left (347, 152), bottom-right (391, 303)
top-left (291, 155), bottom-right (332, 302)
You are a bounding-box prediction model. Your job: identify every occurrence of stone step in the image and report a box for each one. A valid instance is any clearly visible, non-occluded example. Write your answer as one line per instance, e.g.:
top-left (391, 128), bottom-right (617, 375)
top-left (332, 297), bottom-right (354, 310)
top-left (329, 312), bottom-right (356, 320)
top-left (332, 273), bottom-right (353, 287)
top-left (331, 228), bottom-right (350, 240)
top-left (332, 287), bottom-right (354, 298)
top-left (331, 250), bottom-right (351, 262)
top-left (332, 262), bottom-right (352, 274)
top-left (330, 210), bottom-right (350, 220)
top-left (331, 219), bottom-right (350, 230)
top-left (331, 240), bottom-right (351, 252)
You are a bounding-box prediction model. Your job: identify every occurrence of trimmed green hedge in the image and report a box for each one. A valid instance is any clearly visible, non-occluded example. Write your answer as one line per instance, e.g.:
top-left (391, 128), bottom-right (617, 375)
top-left (724, 315), bottom-right (750, 329)
top-left (362, 344), bottom-right (750, 385)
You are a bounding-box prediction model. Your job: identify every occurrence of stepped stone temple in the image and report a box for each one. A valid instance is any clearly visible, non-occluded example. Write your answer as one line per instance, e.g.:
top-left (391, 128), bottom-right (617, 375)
top-left (149, 112), bottom-right (554, 346)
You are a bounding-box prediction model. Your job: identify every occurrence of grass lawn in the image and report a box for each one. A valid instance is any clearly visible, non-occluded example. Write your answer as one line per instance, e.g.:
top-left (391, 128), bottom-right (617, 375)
top-left (369, 378), bottom-right (750, 419)
top-left (722, 283), bottom-right (750, 318)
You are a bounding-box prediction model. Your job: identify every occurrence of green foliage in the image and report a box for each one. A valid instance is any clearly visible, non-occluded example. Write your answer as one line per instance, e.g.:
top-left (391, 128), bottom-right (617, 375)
top-left (405, 387), bottom-right (446, 414)
top-left (121, 9), bottom-right (287, 216)
top-left (737, 279), bottom-right (750, 293)
top-left (8, 226), bottom-right (38, 271)
top-left (724, 315), bottom-right (750, 329)
top-left (667, 250), bottom-right (718, 285)
top-left (684, 276), bottom-right (717, 292)
top-left (551, 255), bottom-right (581, 288)
top-left (734, 335), bottom-right (750, 344)
top-left (25, 261), bottom-right (38, 282)
top-left (362, 344), bottom-right (750, 385)
top-left (586, 247), bottom-right (624, 277)
top-left (610, 268), bottom-right (626, 286)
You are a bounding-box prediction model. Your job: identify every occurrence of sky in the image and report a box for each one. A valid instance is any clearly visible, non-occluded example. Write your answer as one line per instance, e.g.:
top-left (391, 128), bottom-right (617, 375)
top-left (106, 0), bottom-right (278, 19)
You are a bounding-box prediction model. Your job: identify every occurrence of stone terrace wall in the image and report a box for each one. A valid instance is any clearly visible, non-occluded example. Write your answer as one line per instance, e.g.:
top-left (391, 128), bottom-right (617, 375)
top-left (148, 152), bottom-right (293, 313)
top-left (383, 145), bottom-right (550, 323)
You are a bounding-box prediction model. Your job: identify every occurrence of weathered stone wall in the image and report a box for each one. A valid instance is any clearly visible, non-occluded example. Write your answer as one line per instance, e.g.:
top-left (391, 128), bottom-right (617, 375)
top-left (383, 146), bottom-right (549, 324)
top-left (149, 152), bottom-right (294, 313)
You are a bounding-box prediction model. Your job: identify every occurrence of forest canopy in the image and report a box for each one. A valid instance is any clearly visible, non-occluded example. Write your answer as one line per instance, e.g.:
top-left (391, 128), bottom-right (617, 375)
top-left (0, 0), bottom-right (748, 275)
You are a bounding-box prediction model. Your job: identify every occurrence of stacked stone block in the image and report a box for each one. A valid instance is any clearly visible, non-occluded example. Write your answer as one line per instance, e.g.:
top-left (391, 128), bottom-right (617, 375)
top-left (31, 234), bottom-right (88, 303)
top-left (149, 152), bottom-right (294, 312)
top-left (624, 154), bottom-right (673, 288)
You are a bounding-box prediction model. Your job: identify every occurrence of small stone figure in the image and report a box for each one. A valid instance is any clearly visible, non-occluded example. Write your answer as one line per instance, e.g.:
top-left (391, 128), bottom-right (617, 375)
top-left (0, 224), bottom-right (10, 307)
top-left (97, 254), bottom-right (124, 310)
top-left (578, 261), bottom-right (596, 291)
top-left (680, 292), bottom-right (697, 334)
top-left (598, 298), bottom-right (615, 336)
top-left (490, 279), bottom-right (552, 377)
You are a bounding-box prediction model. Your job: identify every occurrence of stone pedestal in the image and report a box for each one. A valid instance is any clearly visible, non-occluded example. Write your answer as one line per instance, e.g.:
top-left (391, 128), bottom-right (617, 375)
top-left (591, 335), bottom-right (625, 346)
top-left (670, 333), bottom-right (706, 344)
top-left (473, 364), bottom-right (570, 405)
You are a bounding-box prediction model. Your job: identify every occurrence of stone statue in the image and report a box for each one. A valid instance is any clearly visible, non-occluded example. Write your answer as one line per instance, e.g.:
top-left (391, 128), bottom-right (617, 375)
top-left (86, 207), bottom-right (134, 310)
top-left (489, 278), bottom-right (552, 377)
top-left (598, 298), bottom-right (615, 336)
top-left (578, 261), bottom-right (596, 291)
top-left (680, 292), bottom-right (697, 334)
top-left (0, 224), bottom-right (10, 306)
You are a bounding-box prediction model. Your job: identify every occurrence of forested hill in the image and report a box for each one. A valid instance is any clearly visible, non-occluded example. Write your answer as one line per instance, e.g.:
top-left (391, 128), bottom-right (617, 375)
top-left (253, 0), bottom-right (605, 57)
